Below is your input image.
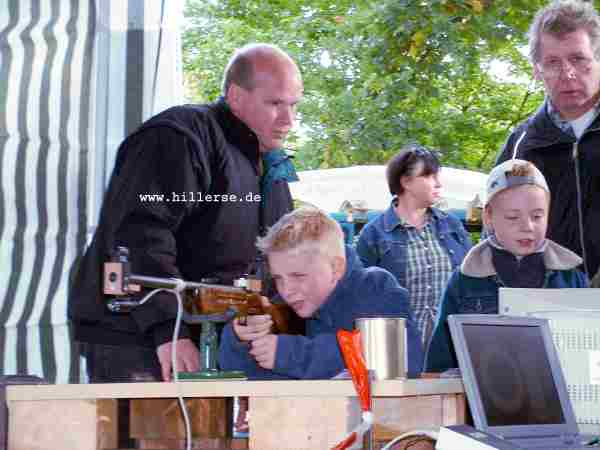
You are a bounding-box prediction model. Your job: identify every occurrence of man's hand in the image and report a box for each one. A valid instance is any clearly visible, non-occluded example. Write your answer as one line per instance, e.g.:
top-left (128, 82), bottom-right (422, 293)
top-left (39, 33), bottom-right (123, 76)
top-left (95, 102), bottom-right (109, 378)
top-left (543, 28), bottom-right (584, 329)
top-left (156, 338), bottom-right (200, 381)
top-left (232, 314), bottom-right (273, 342)
top-left (249, 335), bottom-right (278, 369)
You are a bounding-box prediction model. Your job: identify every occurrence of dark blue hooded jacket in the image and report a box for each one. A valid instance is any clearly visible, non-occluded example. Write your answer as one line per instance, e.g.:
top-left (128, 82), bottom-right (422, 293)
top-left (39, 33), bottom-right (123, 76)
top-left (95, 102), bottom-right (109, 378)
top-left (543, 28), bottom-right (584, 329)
top-left (219, 246), bottom-right (423, 379)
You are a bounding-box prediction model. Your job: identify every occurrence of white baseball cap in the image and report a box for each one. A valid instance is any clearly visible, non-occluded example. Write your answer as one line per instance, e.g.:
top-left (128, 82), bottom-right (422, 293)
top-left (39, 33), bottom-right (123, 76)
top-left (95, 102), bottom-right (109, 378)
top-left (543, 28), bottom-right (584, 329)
top-left (486, 159), bottom-right (549, 205)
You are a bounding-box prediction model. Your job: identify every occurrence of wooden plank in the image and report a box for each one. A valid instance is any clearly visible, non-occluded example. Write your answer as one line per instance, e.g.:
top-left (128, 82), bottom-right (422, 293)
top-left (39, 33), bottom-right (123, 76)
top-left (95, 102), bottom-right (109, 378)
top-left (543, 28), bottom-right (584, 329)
top-left (441, 393), bottom-right (467, 425)
top-left (6, 379), bottom-right (464, 401)
top-left (130, 398), bottom-right (231, 439)
top-left (135, 437), bottom-right (248, 449)
top-left (372, 394), bottom-right (466, 447)
top-left (249, 396), bottom-right (360, 450)
top-left (8, 398), bottom-right (114, 450)
top-left (97, 399), bottom-right (118, 449)
top-left (372, 396), bottom-right (442, 440)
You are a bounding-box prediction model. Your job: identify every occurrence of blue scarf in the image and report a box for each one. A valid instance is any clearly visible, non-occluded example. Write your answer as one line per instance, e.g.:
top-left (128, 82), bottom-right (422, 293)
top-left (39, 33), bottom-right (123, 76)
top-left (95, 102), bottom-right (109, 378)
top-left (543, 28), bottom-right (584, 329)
top-left (260, 149), bottom-right (298, 208)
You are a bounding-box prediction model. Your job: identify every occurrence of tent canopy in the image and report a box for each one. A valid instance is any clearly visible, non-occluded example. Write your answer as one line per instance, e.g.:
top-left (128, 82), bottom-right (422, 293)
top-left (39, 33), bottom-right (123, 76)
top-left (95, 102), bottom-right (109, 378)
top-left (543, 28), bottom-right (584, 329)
top-left (290, 165), bottom-right (488, 213)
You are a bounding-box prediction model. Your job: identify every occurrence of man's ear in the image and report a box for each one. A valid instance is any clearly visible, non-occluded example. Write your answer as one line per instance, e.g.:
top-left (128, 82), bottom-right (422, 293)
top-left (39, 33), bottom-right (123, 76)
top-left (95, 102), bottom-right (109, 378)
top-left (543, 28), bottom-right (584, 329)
top-left (331, 256), bottom-right (346, 282)
top-left (227, 83), bottom-right (244, 112)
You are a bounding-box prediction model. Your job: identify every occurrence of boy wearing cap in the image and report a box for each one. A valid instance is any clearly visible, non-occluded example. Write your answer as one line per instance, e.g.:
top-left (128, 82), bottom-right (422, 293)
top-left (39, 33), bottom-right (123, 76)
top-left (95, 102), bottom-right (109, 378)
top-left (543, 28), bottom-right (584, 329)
top-left (218, 207), bottom-right (423, 379)
top-left (424, 159), bottom-right (588, 372)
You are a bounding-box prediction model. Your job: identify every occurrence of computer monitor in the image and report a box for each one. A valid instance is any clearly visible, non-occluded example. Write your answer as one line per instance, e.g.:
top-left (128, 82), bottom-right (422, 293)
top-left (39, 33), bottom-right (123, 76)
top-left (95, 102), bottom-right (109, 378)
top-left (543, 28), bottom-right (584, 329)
top-left (448, 314), bottom-right (580, 446)
top-left (499, 288), bottom-right (600, 435)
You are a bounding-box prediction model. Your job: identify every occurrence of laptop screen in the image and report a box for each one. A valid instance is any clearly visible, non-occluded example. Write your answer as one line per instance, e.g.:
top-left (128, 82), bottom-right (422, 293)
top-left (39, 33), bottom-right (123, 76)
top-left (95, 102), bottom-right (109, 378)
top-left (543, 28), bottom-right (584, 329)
top-left (462, 323), bottom-right (564, 426)
top-left (448, 315), bottom-right (580, 440)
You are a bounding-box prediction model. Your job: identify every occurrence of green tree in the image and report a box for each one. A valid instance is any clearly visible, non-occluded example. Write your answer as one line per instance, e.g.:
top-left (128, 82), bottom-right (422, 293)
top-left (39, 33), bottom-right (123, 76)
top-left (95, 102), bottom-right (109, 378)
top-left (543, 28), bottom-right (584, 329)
top-left (182, 0), bottom-right (548, 172)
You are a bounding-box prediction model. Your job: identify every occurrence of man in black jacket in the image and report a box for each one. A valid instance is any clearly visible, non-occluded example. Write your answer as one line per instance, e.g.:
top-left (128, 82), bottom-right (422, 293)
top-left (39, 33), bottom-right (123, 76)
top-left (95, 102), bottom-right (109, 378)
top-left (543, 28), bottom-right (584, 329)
top-left (69, 43), bottom-right (303, 382)
top-left (496, 0), bottom-right (600, 280)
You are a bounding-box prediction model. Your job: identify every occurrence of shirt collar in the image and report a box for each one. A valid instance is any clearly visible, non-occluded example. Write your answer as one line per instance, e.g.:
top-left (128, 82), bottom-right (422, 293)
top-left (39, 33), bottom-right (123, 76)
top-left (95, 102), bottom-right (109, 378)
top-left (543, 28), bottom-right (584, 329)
top-left (383, 200), bottom-right (403, 232)
top-left (546, 97), bottom-right (600, 137)
top-left (382, 198), bottom-right (440, 233)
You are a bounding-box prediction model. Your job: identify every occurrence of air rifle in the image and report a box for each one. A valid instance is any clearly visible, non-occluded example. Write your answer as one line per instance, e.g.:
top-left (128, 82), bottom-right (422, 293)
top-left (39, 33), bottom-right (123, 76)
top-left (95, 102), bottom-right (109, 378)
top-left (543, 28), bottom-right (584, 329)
top-left (103, 247), bottom-right (299, 376)
top-left (103, 246), bottom-right (294, 332)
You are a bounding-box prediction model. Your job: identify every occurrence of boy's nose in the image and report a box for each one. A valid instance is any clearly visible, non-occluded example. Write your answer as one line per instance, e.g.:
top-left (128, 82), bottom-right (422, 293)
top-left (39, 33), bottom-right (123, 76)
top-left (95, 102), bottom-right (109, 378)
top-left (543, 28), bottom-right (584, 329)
top-left (520, 217), bottom-right (534, 230)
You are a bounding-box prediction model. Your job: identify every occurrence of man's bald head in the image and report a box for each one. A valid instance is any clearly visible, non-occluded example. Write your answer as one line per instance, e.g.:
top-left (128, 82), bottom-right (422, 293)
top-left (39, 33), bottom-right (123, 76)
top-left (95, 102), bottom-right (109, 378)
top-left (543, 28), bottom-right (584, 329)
top-left (222, 44), bottom-right (300, 97)
top-left (224, 44), bottom-right (303, 152)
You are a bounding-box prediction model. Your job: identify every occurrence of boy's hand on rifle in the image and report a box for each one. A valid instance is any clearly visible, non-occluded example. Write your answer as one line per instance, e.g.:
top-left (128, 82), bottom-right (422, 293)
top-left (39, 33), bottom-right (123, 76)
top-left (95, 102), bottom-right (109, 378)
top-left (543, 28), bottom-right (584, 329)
top-left (249, 335), bottom-right (278, 369)
top-left (233, 315), bottom-right (273, 342)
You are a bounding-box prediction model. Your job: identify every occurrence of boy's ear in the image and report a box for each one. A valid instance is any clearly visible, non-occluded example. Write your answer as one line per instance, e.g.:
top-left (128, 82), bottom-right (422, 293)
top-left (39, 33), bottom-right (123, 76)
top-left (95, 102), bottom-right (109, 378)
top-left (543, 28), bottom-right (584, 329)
top-left (482, 204), bottom-right (493, 229)
top-left (331, 256), bottom-right (346, 282)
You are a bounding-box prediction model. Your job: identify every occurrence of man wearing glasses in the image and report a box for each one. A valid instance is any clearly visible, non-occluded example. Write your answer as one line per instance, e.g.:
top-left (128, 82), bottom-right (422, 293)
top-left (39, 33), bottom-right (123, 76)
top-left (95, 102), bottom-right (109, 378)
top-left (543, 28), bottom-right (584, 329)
top-left (495, 0), bottom-right (600, 283)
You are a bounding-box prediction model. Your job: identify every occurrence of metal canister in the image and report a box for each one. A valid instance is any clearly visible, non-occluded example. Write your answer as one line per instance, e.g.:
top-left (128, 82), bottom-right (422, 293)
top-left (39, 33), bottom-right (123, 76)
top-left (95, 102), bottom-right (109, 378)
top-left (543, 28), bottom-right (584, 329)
top-left (355, 317), bottom-right (407, 380)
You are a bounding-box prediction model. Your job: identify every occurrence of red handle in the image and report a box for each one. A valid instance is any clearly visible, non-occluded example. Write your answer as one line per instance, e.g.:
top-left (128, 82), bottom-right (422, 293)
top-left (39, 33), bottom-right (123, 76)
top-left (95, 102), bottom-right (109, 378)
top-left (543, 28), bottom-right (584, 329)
top-left (337, 329), bottom-right (371, 412)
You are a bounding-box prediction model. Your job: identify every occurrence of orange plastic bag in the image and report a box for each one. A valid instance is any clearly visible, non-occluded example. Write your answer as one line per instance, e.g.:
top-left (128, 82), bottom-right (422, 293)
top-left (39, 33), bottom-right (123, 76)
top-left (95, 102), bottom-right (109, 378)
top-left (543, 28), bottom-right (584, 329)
top-left (330, 329), bottom-right (373, 450)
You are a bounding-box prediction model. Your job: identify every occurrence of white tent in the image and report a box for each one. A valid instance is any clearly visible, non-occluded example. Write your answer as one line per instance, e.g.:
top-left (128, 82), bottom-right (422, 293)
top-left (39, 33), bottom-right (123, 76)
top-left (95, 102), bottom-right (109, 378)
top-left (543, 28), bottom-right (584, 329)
top-left (290, 165), bottom-right (488, 213)
top-left (1, 0), bottom-right (183, 383)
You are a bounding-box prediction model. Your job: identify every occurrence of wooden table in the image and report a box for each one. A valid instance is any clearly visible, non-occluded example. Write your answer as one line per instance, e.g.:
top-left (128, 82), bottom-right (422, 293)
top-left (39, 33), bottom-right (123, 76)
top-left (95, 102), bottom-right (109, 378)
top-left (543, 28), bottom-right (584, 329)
top-left (6, 378), bottom-right (465, 450)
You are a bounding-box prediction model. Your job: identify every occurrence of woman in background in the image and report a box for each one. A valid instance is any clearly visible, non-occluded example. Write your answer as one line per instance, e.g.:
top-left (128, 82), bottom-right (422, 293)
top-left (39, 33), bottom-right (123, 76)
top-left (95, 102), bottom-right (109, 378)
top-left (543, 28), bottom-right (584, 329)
top-left (357, 144), bottom-right (472, 352)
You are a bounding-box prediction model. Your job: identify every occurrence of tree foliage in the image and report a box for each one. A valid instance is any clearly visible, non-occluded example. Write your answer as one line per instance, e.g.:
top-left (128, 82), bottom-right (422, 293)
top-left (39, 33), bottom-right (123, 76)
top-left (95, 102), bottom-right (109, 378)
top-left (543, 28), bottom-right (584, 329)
top-left (182, 0), bottom-right (550, 172)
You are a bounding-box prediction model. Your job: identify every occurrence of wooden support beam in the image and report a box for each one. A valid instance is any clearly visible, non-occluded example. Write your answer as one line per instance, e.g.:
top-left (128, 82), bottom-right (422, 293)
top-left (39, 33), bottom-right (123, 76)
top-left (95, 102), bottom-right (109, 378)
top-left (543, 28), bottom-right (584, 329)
top-left (8, 398), bottom-right (117, 450)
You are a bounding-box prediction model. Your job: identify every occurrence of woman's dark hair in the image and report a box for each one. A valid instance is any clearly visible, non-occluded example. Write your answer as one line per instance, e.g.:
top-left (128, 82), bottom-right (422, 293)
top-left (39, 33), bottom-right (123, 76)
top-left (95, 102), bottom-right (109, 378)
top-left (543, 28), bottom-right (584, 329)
top-left (386, 143), bottom-right (441, 196)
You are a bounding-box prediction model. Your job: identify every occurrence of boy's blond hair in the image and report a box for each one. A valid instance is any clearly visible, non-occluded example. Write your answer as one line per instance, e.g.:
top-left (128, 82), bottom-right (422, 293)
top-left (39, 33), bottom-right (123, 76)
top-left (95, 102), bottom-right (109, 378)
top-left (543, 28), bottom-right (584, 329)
top-left (256, 207), bottom-right (345, 258)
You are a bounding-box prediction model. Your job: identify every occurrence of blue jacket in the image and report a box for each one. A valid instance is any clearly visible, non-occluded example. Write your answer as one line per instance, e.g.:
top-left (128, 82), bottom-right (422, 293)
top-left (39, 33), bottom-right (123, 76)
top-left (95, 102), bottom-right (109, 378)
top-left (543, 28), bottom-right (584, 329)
top-left (424, 239), bottom-right (589, 372)
top-left (218, 246), bottom-right (423, 379)
top-left (356, 204), bottom-right (472, 289)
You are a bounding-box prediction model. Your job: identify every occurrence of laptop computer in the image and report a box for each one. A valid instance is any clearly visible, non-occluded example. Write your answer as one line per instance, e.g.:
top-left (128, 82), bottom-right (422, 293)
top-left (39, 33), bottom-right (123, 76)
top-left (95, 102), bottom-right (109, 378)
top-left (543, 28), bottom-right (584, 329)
top-left (447, 314), bottom-right (596, 449)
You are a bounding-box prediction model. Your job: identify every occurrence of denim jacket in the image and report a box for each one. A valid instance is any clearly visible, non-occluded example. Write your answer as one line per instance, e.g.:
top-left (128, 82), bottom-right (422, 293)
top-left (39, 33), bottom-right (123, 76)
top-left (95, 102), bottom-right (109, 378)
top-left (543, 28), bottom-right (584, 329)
top-left (356, 204), bottom-right (472, 288)
top-left (424, 238), bottom-right (588, 372)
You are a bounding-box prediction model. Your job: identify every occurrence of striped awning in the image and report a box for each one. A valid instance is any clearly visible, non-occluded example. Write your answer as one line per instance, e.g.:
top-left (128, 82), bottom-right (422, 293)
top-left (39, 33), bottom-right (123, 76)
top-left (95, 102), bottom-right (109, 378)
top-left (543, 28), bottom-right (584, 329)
top-left (0, 0), bottom-right (183, 383)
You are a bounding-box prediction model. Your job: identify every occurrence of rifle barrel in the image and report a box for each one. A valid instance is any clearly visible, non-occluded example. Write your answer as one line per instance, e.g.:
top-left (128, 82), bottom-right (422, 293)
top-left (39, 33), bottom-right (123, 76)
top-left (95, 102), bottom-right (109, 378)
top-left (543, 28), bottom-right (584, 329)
top-left (129, 274), bottom-right (246, 294)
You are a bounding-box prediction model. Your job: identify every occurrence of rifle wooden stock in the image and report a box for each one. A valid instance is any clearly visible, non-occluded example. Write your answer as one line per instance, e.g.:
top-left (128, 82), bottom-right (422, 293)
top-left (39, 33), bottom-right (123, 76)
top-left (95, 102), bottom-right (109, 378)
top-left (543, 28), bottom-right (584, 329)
top-left (186, 287), bottom-right (301, 334)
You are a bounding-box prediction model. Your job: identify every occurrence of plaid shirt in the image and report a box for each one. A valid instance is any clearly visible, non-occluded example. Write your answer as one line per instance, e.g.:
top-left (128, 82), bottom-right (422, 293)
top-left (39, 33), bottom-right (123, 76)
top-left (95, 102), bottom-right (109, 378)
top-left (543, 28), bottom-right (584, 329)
top-left (402, 216), bottom-right (453, 347)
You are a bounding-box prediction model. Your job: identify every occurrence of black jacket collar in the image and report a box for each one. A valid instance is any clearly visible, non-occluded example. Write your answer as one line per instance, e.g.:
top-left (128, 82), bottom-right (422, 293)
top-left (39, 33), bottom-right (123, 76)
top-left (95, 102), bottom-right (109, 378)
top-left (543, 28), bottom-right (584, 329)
top-left (518, 101), bottom-right (600, 152)
top-left (214, 97), bottom-right (261, 170)
top-left (519, 102), bottom-right (574, 151)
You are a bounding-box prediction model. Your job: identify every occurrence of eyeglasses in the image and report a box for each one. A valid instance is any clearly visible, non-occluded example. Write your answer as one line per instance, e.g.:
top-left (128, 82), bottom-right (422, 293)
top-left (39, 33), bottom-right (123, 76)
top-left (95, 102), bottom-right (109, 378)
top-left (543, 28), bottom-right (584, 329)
top-left (536, 56), bottom-right (594, 79)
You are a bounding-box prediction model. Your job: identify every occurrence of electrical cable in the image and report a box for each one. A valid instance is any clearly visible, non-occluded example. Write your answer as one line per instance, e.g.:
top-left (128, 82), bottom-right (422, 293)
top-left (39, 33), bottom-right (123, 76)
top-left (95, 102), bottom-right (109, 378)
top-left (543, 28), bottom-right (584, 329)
top-left (138, 279), bottom-right (192, 450)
